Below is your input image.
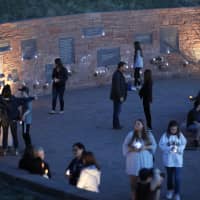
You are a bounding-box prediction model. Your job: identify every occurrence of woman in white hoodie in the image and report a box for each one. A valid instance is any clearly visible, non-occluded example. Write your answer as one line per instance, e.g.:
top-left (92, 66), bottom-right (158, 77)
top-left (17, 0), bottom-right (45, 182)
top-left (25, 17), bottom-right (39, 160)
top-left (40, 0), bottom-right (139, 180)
top-left (122, 119), bottom-right (157, 200)
top-left (77, 151), bottom-right (101, 193)
top-left (159, 120), bottom-right (187, 200)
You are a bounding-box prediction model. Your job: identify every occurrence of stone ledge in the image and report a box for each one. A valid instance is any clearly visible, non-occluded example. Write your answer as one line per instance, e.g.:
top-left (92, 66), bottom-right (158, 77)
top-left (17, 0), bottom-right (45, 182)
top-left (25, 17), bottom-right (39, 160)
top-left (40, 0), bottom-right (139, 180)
top-left (0, 165), bottom-right (101, 200)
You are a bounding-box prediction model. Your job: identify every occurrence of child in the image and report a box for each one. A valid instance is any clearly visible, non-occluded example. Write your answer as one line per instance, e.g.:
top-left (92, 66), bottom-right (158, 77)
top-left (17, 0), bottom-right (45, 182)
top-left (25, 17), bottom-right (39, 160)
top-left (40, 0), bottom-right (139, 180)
top-left (19, 86), bottom-right (34, 148)
top-left (159, 120), bottom-right (187, 200)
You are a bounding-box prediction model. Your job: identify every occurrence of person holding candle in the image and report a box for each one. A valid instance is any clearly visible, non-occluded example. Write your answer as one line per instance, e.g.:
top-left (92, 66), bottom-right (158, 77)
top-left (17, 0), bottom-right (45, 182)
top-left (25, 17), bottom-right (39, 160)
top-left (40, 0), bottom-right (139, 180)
top-left (122, 119), bottom-right (157, 200)
top-left (159, 120), bottom-right (187, 200)
top-left (50, 58), bottom-right (68, 114)
top-left (77, 151), bottom-right (101, 193)
top-left (139, 69), bottom-right (153, 130)
top-left (65, 143), bottom-right (86, 186)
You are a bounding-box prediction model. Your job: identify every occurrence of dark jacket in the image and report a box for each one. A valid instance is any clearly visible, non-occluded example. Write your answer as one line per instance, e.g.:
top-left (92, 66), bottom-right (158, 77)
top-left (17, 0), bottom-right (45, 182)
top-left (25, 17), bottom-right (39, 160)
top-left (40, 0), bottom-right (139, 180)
top-left (52, 67), bottom-right (68, 88)
top-left (187, 108), bottom-right (200, 127)
top-left (66, 158), bottom-right (84, 186)
top-left (19, 155), bottom-right (34, 172)
top-left (29, 157), bottom-right (51, 179)
top-left (110, 70), bottom-right (127, 102)
top-left (139, 81), bottom-right (152, 103)
top-left (0, 96), bottom-right (34, 122)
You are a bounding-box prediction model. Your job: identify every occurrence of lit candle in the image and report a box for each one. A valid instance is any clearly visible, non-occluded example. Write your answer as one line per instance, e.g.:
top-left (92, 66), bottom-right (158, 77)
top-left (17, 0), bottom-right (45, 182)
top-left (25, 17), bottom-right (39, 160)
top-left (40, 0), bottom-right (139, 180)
top-left (134, 141), bottom-right (142, 149)
top-left (66, 170), bottom-right (70, 176)
top-left (189, 95), bottom-right (193, 100)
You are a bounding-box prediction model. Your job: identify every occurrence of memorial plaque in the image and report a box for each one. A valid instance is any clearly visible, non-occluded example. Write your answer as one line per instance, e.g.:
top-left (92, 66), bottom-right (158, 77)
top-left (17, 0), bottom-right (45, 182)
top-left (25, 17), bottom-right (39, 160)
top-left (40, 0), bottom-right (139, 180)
top-left (0, 40), bottom-right (11, 52)
top-left (11, 69), bottom-right (19, 82)
top-left (21, 39), bottom-right (37, 60)
top-left (160, 27), bottom-right (179, 53)
top-left (59, 38), bottom-right (75, 64)
top-left (134, 33), bottom-right (152, 44)
top-left (45, 64), bottom-right (54, 83)
top-left (97, 48), bottom-right (120, 67)
top-left (82, 27), bottom-right (104, 38)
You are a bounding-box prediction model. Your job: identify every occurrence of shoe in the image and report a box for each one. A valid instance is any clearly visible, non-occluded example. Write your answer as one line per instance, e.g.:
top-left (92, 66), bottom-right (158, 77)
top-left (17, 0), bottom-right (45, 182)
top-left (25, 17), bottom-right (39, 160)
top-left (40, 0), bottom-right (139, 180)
top-left (2, 150), bottom-right (7, 156)
top-left (174, 194), bottom-right (181, 200)
top-left (14, 149), bottom-right (19, 156)
top-left (166, 190), bottom-right (174, 199)
top-left (49, 110), bottom-right (56, 114)
top-left (59, 110), bottom-right (64, 114)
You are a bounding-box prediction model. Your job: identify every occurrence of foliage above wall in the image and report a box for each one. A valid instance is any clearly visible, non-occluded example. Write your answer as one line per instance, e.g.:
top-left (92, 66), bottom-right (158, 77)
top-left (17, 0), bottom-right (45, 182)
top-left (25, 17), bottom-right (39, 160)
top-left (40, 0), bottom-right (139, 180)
top-left (0, 0), bottom-right (200, 23)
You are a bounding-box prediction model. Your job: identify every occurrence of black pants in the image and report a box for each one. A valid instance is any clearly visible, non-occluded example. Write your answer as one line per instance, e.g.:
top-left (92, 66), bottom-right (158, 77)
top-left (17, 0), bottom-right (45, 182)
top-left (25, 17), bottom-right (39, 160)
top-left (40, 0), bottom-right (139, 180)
top-left (134, 68), bottom-right (141, 86)
top-left (22, 122), bottom-right (31, 147)
top-left (52, 86), bottom-right (65, 111)
top-left (2, 120), bottom-right (18, 150)
top-left (113, 101), bottom-right (122, 128)
top-left (143, 100), bottom-right (152, 129)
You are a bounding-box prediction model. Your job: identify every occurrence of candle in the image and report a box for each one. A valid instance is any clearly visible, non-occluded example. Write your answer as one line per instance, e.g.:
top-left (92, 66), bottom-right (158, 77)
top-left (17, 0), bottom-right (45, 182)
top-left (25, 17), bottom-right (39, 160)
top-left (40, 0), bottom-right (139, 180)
top-left (45, 169), bottom-right (48, 175)
top-left (189, 95), bottom-right (193, 100)
top-left (66, 170), bottom-right (70, 176)
top-left (134, 141), bottom-right (142, 149)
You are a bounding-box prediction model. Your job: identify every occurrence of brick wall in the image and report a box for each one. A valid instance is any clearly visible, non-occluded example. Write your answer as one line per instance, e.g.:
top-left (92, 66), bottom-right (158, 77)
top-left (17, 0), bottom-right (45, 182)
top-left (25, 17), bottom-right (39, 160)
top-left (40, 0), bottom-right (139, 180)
top-left (0, 7), bottom-right (200, 94)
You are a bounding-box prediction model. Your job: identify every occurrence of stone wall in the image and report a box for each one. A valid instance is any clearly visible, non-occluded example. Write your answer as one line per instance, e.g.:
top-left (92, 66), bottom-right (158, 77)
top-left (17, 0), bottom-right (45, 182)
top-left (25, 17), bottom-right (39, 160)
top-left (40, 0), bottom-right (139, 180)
top-left (0, 7), bottom-right (200, 94)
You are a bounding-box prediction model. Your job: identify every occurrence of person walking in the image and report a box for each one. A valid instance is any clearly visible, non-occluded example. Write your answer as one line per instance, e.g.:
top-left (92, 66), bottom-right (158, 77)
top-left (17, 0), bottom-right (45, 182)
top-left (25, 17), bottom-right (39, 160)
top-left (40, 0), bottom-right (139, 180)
top-left (139, 69), bottom-right (153, 130)
top-left (50, 58), bottom-right (68, 114)
top-left (122, 119), bottom-right (157, 200)
top-left (110, 61), bottom-right (127, 129)
top-left (133, 41), bottom-right (143, 88)
top-left (159, 120), bottom-right (187, 200)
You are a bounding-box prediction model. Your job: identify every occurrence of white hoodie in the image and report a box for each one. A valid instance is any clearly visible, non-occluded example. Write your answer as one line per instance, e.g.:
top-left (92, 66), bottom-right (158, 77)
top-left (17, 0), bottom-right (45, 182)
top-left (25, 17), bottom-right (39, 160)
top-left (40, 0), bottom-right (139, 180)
top-left (77, 165), bottom-right (101, 193)
top-left (159, 132), bottom-right (187, 167)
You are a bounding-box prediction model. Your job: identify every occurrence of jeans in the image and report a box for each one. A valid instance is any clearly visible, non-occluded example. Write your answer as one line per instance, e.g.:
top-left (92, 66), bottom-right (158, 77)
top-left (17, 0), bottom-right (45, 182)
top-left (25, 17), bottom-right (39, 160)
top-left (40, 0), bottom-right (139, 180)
top-left (134, 68), bottom-right (141, 86)
top-left (2, 120), bottom-right (18, 150)
top-left (52, 86), bottom-right (65, 111)
top-left (143, 100), bottom-right (152, 129)
top-left (113, 101), bottom-right (122, 128)
top-left (22, 122), bottom-right (31, 147)
top-left (166, 167), bottom-right (181, 194)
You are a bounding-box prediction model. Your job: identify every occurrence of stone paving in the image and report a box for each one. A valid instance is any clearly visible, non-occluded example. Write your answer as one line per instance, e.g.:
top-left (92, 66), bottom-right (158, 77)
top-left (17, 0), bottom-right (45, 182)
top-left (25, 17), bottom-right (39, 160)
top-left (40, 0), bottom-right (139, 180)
top-left (0, 78), bottom-right (200, 200)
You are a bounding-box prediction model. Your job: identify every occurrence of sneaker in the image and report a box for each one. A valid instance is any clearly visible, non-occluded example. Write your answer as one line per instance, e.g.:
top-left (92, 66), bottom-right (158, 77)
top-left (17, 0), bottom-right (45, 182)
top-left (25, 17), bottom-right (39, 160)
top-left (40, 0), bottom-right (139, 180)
top-left (166, 190), bottom-right (174, 199)
top-left (59, 110), bottom-right (64, 114)
top-left (174, 194), bottom-right (181, 200)
top-left (49, 110), bottom-right (56, 114)
top-left (14, 149), bottom-right (19, 156)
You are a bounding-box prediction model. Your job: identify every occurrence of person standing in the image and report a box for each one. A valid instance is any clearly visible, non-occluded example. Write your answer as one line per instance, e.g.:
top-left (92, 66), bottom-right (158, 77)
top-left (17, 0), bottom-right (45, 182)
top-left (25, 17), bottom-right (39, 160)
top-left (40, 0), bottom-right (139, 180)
top-left (110, 61), bottom-right (127, 130)
top-left (19, 86), bottom-right (34, 148)
top-left (50, 58), bottom-right (68, 114)
top-left (139, 69), bottom-right (153, 130)
top-left (122, 119), bottom-right (157, 200)
top-left (159, 120), bottom-right (187, 200)
top-left (133, 41), bottom-right (143, 88)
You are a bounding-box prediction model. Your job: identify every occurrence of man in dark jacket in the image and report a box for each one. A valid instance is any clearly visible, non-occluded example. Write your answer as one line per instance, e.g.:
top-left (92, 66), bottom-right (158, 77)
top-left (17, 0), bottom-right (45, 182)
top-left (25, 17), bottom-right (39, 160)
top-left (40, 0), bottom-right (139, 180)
top-left (110, 61), bottom-right (127, 129)
top-left (50, 58), bottom-right (68, 114)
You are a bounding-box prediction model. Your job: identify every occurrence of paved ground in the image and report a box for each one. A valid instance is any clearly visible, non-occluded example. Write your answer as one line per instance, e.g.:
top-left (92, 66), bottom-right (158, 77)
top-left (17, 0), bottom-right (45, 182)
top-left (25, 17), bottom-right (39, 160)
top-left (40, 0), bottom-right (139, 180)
top-left (0, 78), bottom-right (200, 200)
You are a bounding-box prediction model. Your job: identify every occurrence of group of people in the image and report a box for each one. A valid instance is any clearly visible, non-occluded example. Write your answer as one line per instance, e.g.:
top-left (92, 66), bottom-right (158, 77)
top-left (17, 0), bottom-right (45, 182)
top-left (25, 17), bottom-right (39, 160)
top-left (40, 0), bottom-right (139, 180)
top-left (0, 41), bottom-right (190, 200)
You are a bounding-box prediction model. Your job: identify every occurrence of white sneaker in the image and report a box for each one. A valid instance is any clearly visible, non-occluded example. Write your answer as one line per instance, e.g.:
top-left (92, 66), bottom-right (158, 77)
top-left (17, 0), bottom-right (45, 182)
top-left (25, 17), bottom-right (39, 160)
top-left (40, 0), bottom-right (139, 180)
top-left (166, 190), bottom-right (174, 199)
top-left (49, 110), bottom-right (56, 114)
top-left (59, 110), bottom-right (64, 114)
top-left (174, 194), bottom-right (181, 200)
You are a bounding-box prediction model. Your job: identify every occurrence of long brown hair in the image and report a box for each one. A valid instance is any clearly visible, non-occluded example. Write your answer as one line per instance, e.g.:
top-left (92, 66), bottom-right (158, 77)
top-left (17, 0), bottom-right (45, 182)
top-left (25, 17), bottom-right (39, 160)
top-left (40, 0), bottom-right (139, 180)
top-left (144, 69), bottom-right (152, 85)
top-left (82, 151), bottom-right (100, 170)
top-left (129, 119), bottom-right (152, 146)
top-left (134, 41), bottom-right (143, 62)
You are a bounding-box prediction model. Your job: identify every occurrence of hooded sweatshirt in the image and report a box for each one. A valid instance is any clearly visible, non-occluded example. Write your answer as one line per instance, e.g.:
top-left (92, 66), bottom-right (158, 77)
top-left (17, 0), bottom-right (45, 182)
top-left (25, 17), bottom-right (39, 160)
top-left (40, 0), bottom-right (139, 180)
top-left (77, 165), bottom-right (101, 193)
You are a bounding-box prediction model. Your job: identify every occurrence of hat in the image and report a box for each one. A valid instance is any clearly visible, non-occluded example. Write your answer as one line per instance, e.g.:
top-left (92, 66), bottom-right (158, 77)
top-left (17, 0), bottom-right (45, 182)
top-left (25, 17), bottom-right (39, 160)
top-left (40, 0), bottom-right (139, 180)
top-left (18, 86), bottom-right (29, 95)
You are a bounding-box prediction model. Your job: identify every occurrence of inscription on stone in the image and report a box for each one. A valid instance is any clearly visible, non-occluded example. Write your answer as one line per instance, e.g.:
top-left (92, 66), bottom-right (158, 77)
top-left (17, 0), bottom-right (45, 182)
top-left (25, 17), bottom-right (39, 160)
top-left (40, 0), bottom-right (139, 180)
top-left (45, 64), bottom-right (54, 83)
top-left (160, 27), bottom-right (179, 53)
top-left (97, 48), bottom-right (120, 67)
top-left (59, 38), bottom-right (75, 64)
top-left (0, 40), bottom-right (11, 52)
top-left (134, 33), bottom-right (152, 44)
top-left (82, 27), bottom-right (104, 38)
top-left (21, 39), bottom-right (37, 60)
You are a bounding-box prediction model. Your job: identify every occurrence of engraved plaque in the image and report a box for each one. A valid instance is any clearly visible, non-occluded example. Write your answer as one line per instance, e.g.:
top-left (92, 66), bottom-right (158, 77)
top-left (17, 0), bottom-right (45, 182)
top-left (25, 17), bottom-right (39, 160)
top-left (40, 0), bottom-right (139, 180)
top-left (134, 33), bottom-right (152, 44)
top-left (97, 48), bottom-right (120, 67)
top-left (0, 40), bottom-right (11, 52)
top-left (45, 64), bottom-right (54, 83)
top-left (59, 38), bottom-right (75, 64)
top-left (21, 39), bottom-right (37, 60)
top-left (82, 27), bottom-right (104, 38)
top-left (160, 27), bottom-right (179, 53)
